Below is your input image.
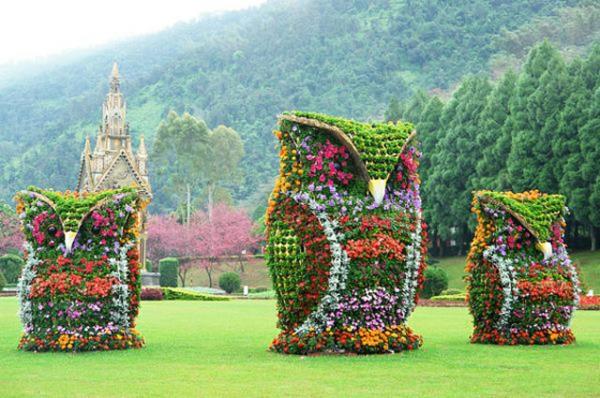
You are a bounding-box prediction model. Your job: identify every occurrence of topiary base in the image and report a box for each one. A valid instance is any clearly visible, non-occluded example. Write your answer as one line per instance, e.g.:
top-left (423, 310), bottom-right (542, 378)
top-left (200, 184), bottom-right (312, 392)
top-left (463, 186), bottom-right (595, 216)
top-left (18, 328), bottom-right (144, 352)
top-left (270, 324), bottom-right (422, 355)
top-left (471, 328), bottom-right (575, 345)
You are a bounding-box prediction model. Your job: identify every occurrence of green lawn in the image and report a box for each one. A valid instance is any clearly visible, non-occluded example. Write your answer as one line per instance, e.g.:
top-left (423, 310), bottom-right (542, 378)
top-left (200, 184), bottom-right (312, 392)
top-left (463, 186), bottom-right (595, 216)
top-left (435, 250), bottom-right (600, 292)
top-left (0, 299), bottom-right (598, 397)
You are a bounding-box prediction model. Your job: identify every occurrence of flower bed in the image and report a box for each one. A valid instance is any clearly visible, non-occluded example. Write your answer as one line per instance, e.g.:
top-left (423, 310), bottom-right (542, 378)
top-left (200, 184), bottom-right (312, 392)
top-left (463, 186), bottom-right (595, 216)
top-left (266, 112), bottom-right (427, 354)
top-left (14, 187), bottom-right (147, 352)
top-left (579, 295), bottom-right (600, 310)
top-left (466, 190), bottom-right (579, 345)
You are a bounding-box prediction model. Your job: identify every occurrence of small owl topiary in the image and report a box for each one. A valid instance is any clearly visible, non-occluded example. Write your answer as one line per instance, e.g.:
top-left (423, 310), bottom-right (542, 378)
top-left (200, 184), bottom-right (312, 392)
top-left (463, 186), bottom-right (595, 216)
top-left (467, 190), bottom-right (580, 345)
top-left (15, 186), bottom-right (146, 352)
top-left (266, 112), bottom-right (428, 355)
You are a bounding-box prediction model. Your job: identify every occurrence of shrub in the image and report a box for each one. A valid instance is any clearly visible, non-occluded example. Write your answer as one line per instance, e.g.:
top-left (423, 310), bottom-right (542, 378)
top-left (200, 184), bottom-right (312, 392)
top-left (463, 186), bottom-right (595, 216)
top-left (219, 272), bottom-right (241, 294)
top-left (0, 254), bottom-right (24, 284)
top-left (145, 260), bottom-right (153, 272)
top-left (249, 286), bottom-right (268, 293)
top-left (431, 293), bottom-right (466, 302)
top-left (159, 258), bottom-right (179, 287)
top-left (0, 271), bottom-right (6, 292)
top-left (420, 266), bottom-right (449, 299)
top-left (441, 288), bottom-right (464, 295)
top-left (141, 287), bottom-right (163, 301)
top-left (161, 287), bottom-right (229, 301)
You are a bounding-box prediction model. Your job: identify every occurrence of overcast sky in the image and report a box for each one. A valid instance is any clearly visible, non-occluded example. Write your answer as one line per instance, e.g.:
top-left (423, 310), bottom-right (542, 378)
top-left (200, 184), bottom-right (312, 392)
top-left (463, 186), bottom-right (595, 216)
top-left (0, 0), bottom-right (267, 65)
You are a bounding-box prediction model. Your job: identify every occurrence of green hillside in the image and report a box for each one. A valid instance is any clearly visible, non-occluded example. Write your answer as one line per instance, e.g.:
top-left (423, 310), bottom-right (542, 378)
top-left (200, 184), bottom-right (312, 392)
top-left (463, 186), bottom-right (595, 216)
top-left (0, 0), bottom-right (593, 211)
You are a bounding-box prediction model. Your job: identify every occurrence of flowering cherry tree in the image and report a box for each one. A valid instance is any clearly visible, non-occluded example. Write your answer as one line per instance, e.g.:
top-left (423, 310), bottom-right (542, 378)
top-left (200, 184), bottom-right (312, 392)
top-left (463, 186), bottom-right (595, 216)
top-left (0, 210), bottom-right (24, 254)
top-left (147, 204), bottom-right (261, 287)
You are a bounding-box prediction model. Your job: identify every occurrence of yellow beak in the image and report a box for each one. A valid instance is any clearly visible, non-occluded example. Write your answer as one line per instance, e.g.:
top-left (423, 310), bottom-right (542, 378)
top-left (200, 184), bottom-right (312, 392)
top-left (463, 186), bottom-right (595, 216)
top-left (368, 178), bottom-right (388, 205)
top-left (65, 231), bottom-right (77, 254)
top-left (535, 241), bottom-right (552, 261)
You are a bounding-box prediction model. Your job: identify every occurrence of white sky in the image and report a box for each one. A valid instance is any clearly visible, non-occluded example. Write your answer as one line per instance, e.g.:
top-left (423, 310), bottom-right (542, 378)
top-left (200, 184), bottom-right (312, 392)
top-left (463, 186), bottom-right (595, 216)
top-left (0, 0), bottom-right (267, 65)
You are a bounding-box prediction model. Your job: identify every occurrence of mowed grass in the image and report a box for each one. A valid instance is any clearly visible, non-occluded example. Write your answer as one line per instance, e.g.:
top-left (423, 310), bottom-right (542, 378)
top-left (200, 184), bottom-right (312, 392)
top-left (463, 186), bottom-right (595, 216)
top-left (0, 299), bottom-right (598, 397)
top-left (435, 250), bottom-right (600, 292)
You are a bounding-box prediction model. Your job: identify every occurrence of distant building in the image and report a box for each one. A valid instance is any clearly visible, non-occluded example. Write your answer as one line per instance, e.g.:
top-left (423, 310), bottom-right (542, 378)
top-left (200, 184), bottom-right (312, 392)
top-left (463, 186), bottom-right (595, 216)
top-left (76, 63), bottom-right (152, 265)
top-left (76, 62), bottom-right (151, 196)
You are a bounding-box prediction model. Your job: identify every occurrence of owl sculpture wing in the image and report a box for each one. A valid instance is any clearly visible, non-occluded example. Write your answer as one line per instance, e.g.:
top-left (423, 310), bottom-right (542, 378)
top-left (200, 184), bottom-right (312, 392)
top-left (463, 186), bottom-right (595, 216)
top-left (15, 186), bottom-right (146, 352)
top-left (267, 112), bottom-right (427, 354)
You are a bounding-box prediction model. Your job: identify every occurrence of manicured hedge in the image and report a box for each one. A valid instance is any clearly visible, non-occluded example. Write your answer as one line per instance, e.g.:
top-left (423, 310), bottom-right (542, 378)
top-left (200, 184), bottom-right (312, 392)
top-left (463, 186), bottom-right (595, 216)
top-left (219, 272), bottom-right (241, 293)
top-left (431, 293), bottom-right (466, 302)
top-left (159, 258), bottom-right (179, 287)
top-left (161, 287), bottom-right (229, 301)
top-left (0, 254), bottom-right (24, 284)
top-left (0, 271), bottom-right (6, 292)
top-left (141, 287), bottom-right (164, 301)
top-left (420, 267), bottom-right (449, 299)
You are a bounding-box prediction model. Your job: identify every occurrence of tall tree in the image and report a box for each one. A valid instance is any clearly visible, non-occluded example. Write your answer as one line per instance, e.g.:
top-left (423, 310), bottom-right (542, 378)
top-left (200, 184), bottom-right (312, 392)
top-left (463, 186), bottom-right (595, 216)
top-left (579, 88), bottom-right (600, 250)
top-left (152, 112), bottom-right (210, 222)
top-left (204, 125), bottom-right (245, 220)
top-left (426, 76), bottom-right (492, 253)
top-left (506, 41), bottom-right (569, 193)
top-left (402, 90), bottom-right (429, 124)
top-left (384, 98), bottom-right (403, 122)
top-left (474, 70), bottom-right (517, 190)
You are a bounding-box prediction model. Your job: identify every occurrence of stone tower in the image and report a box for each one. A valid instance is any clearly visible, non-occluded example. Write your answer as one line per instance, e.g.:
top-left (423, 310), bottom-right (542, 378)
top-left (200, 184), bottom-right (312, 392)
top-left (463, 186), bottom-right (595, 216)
top-left (76, 62), bottom-right (151, 197)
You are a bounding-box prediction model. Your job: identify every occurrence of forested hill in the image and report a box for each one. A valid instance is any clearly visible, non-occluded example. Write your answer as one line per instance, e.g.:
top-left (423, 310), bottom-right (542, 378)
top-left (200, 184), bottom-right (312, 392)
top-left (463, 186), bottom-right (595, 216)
top-left (0, 0), bottom-right (595, 211)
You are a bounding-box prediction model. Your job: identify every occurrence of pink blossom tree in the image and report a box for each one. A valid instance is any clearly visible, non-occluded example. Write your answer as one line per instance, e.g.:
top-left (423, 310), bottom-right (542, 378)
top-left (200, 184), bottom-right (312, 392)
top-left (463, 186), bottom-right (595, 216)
top-left (146, 205), bottom-right (261, 287)
top-left (191, 204), bottom-right (261, 287)
top-left (0, 210), bottom-right (24, 254)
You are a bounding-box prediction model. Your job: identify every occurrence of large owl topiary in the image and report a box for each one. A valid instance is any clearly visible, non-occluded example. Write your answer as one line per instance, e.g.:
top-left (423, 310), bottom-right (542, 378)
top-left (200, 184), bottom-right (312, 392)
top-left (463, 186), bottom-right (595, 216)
top-left (266, 112), bottom-right (428, 355)
top-left (14, 186), bottom-right (146, 352)
top-left (467, 190), bottom-right (580, 345)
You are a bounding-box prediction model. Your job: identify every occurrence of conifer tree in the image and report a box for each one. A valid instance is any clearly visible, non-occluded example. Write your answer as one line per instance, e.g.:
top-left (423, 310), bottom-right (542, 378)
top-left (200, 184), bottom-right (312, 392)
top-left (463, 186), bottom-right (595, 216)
top-left (384, 97), bottom-right (403, 122)
top-left (579, 88), bottom-right (600, 250)
top-left (426, 76), bottom-right (491, 253)
top-left (506, 41), bottom-right (568, 193)
top-left (402, 90), bottom-right (429, 124)
top-left (474, 70), bottom-right (517, 190)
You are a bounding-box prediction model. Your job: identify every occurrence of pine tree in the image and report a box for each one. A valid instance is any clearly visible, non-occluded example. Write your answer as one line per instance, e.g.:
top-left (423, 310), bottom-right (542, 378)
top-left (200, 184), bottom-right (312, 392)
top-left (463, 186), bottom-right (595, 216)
top-left (426, 76), bottom-right (491, 253)
top-left (384, 97), bottom-right (403, 122)
top-left (580, 88), bottom-right (600, 250)
top-left (417, 96), bottom-right (444, 181)
top-left (402, 90), bottom-right (429, 124)
top-left (474, 70), bottom-right (517, 190)
top-left (418, 96), bottom-right (444, 252)
top-left (506, 41), bottom-right (568, 193)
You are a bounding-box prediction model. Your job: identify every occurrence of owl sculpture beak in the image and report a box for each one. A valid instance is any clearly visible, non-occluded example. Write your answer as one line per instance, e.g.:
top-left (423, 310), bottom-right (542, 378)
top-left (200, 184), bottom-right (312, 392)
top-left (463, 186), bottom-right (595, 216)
top-left (368, 178), bottom-right (387, 205)
top-left (65, 231), bottom-right (77, 255)
top-left (535, 241), bottom-right (553, 261)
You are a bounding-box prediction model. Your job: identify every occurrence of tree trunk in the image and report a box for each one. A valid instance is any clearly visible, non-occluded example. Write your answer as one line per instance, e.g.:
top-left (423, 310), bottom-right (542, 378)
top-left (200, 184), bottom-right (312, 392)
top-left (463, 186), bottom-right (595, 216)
top-left (591, 225), bottom-right (598, 252)
top-left (206, 266), bottom-right (213, 288)
top-left (186, 183), bottom-right (192, 225)
top-left (238, 255), bottom-right (245, 273)
top-left (207, 181), bottom-right (215, 223)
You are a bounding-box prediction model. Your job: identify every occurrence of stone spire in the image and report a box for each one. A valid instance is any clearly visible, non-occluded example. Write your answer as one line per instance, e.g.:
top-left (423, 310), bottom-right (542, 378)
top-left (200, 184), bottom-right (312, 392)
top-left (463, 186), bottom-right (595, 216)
top-left (110, 62), bottom-right (120, 93)
top-left (84, 135), bottom-right (92, 156)
top-left (137, 135), bottom-right (148, 179)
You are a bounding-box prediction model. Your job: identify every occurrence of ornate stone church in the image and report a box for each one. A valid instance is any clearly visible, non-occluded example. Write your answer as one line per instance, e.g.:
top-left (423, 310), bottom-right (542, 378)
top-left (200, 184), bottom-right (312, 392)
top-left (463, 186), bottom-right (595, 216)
top-left (76, 63), bottom-right (153, 269)
top-left (76, 63), bottom-right (151, 197)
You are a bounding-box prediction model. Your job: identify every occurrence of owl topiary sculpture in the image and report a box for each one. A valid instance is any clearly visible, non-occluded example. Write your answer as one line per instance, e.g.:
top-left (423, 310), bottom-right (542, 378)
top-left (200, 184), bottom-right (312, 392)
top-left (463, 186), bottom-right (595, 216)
top-left (15, 186), bottom-right (146, 352)
top-left (266, 112), bottom-right (428, 355)
top-left (467, 190), bottom-right (580, 345)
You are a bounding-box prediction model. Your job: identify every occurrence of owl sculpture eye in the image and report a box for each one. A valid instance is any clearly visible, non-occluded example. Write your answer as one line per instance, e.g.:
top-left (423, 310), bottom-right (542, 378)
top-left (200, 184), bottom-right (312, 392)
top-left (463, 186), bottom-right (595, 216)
top-left (467, 190), bottom-right (580, 345)
top-left (266, 112), bottom-right (428, 355)
top-left (15, 187), bottom-right (145, 352)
